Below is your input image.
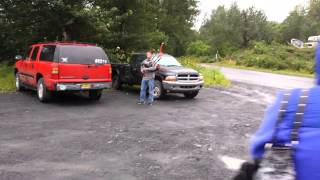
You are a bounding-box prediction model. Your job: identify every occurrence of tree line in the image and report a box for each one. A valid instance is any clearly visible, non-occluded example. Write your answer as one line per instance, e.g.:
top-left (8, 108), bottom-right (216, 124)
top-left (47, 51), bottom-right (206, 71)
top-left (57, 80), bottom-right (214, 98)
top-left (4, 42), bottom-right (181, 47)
top-left (2, 0), bottom-right (320, 62)
top-left (0, 0), bottom-right (198, 61)
top-left (197, 0), bottom-right (320, 57)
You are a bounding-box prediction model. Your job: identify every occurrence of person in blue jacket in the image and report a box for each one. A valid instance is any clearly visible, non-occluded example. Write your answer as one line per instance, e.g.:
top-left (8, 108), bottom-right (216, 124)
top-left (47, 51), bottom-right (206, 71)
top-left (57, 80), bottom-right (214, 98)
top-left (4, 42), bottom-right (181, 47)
top-left (250, 44), bottom-right (320, 180)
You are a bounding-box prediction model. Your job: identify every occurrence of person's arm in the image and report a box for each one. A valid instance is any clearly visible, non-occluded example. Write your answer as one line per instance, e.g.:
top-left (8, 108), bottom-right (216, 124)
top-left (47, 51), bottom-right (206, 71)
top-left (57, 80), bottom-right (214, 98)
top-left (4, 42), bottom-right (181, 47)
top-left (140, 63), bottom-right (145, 74)
top-left (250, 92), bottom-right (285, 159)
top-left (143, 65), bottom-right (157, 71)
top-left (142, 60), bottom-right (157, 72)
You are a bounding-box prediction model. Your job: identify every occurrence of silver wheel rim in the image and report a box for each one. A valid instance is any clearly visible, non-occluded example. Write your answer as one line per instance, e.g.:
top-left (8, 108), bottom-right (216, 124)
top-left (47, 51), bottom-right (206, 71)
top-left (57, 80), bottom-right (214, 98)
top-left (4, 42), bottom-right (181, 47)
top-left (154, 86), bottom-right (160, 98)
top-left (38, 83), bottom-right (44, 99)
top-left (15, 74), bottom-right (19, 89)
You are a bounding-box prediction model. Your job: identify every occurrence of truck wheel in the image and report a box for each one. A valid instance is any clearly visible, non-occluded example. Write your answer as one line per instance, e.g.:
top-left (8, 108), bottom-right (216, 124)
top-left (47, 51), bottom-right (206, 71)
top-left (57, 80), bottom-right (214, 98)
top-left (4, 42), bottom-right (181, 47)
top-left (37, 78), bottom-right (51, 103)
top-left (89, 90), bottom-right (102, 101)
top-left (15, 72), bottom-right (25, 91)
top-left (154, 80), bottom-right (164, 99)
top-left (112, 73), bottom-right (122, 90)
top-left (184, 91), bottom-right (199, 99)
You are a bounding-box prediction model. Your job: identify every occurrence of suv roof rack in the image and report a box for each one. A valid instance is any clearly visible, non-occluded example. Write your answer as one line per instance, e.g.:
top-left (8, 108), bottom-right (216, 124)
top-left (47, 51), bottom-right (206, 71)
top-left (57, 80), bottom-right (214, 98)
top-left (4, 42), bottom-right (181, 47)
top-left (36, 41), bottom-right (98, 46)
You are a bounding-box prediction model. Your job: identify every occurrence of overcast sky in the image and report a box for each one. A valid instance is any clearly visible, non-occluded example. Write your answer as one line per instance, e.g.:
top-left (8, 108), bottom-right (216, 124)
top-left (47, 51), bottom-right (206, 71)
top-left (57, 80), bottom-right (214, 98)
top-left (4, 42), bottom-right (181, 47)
top-left (195, 0), bottom-right (310, 30)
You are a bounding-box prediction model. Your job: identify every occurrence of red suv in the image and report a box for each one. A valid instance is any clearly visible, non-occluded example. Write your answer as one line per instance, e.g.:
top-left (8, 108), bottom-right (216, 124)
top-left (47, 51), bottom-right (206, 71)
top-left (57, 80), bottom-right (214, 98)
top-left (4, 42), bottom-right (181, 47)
top-left (14, 42), bottom-right (112, 102)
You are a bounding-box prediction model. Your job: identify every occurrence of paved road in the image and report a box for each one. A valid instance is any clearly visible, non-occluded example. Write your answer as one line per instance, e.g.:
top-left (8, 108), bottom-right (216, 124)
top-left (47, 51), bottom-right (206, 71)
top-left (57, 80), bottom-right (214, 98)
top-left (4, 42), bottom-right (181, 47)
top-left (0, 84), bottom-right (275, 180)
top-left (202, 64), bottom-right (315, 89)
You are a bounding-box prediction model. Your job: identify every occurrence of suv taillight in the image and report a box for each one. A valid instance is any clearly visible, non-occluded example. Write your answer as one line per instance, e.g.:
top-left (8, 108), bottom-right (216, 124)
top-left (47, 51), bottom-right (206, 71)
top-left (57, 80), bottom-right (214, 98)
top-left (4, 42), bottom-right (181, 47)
top-left (51, 67), bottom-right (59, 79)
top-left (52, 67), bottom-right (59, 75)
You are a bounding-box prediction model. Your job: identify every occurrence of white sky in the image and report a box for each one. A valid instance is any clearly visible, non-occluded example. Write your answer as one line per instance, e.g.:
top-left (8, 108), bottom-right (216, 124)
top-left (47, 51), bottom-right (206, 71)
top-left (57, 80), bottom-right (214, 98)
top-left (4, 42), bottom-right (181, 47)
top-left (195, 0), bottom-right (310, 30)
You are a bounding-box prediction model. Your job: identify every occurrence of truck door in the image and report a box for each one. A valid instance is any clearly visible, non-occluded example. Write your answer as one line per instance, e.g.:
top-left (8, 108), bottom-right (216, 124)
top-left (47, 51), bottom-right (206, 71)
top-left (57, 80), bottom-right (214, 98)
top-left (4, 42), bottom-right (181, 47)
top-left (130, 54), bottom-right (145, 84)
top-left (26, 46), bottom-right (40, 87)
top-left (19, 47), bottom-right (33, 85)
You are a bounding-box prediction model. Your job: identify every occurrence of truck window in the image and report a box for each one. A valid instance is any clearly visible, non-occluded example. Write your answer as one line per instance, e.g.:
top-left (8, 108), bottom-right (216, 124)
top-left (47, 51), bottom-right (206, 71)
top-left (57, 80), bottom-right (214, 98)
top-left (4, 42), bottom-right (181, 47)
top-left (40, 45), bottom-right (56, 62)
top-left (131, 54), bottom-right (146, 66)
top-left (31, 46), bottom-right (39, 61)
top-left (59, 45), bottom-right (109, 65)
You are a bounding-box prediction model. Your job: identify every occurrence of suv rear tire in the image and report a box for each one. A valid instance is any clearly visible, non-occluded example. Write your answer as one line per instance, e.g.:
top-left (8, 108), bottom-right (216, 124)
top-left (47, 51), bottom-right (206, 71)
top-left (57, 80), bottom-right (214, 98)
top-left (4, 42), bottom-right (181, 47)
top-left (15, 72), bottom-right (25, 91)
top-left (37, 78), bottom-right (51, 102)
top-left (89, 90), bottom-right (102, 100)
top-left (184, 91), bottom-right (199, 99)
top-left (154, 80), bottom-right (164, 99)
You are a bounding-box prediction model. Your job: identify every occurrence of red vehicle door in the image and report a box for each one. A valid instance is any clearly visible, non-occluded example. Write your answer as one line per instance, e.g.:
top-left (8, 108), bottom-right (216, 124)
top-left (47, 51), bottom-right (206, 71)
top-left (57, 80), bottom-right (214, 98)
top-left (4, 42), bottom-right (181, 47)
top-left (57, 45), bottom-right (111, 82)
top-left (19, 46), bottom-right (34, 85)
top-left (26, 46), bottom-right (40, 87)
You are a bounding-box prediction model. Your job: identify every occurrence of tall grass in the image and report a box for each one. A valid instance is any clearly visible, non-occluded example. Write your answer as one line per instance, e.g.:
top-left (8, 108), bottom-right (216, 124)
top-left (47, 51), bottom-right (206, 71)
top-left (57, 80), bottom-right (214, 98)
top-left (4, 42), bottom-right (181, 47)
top-left (0, 64), bottom-right (15, 92)
top-left (179, 56), bottom-right (230, 87)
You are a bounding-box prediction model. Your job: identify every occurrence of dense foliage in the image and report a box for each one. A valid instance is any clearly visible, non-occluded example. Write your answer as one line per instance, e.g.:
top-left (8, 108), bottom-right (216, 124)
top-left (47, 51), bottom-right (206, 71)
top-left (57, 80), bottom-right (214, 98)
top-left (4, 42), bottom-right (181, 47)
top-left (186, 40), bottom-right (211, 56)
top-left (199, 1), bottom-right (320, 57)
top-left (224, 42), bottom-right (315, 74)
top-left (0, 0), bottom-right (199, 61)
top-left (199, 3), bottom-right (273, 56)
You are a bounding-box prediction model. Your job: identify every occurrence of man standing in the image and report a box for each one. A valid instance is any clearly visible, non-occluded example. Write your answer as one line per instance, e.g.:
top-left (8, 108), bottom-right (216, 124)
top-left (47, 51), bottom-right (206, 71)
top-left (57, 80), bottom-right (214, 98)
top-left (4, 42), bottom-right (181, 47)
top-left (138, 52), bottom-right (157, 105)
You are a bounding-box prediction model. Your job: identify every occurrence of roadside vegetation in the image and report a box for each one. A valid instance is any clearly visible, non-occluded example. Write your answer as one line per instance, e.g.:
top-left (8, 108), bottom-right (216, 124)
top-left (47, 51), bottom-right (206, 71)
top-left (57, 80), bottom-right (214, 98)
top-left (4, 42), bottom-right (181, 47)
top-left (179, 57), bottom-right (230, 87)
top-left (0, 63), bottom-right (15, 92)
top-left (184, 1), bottom-right (319, 77)
top-left (219, 42), bottom-right (315, 77)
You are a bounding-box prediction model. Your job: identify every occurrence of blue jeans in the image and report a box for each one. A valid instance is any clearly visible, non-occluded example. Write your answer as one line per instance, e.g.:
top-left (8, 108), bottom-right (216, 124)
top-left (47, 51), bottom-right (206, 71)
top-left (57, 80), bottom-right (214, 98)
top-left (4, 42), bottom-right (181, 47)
top-left (139, 79), bottom-right (154, 103)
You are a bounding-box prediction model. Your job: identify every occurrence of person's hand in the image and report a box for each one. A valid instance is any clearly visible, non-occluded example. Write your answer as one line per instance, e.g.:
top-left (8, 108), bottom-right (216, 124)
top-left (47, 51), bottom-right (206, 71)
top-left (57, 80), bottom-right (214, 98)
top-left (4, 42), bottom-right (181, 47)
top-left (156, 64), bottom-right (160, 70)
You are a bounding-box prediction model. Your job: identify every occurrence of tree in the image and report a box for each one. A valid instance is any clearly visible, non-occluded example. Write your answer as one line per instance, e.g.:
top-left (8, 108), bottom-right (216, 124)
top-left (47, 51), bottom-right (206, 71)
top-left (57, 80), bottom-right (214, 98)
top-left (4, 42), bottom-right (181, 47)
top-left (279, 7), bottom-right (310, 43)
top-left (241, 7), bottom-right (270, 47)
top-left (199, 4), bottom-right (274, 56)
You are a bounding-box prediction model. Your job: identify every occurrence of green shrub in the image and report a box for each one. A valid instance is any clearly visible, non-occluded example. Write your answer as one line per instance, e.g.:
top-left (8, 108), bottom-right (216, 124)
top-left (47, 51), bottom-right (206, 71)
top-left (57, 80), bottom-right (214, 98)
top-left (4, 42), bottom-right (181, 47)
top-left (186, 40), bottom-right (211, 57)
top-left (179, 56), bottom-right (230, 87)
top-left (224, 42), bottom-right (314, 74)
top-left (0, 63), bottom-right (15, 92)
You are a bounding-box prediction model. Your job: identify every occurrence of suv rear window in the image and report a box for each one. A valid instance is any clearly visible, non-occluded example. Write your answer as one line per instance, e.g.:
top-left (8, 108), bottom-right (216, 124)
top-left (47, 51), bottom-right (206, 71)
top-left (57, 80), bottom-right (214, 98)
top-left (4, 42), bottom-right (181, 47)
top-left (58, 45), bottom-right (109, 65)
top-left (40, 45), bottom-right (56, 62)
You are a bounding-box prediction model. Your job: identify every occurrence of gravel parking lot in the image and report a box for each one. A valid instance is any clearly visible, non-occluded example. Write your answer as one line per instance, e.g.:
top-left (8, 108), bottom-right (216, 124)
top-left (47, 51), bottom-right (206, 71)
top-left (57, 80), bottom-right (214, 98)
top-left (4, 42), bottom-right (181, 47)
top-left (0, 84), bottom-right (277, 180)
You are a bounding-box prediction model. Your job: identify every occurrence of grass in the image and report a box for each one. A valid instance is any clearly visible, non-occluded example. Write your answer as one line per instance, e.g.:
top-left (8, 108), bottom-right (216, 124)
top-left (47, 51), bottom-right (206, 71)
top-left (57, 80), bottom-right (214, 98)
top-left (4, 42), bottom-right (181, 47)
top-left (0, 63), bottom-right (15, 93)
top-left (179, 56), bottom-right (231, 87)
top-left (216, 60), bottom-right (314, 78)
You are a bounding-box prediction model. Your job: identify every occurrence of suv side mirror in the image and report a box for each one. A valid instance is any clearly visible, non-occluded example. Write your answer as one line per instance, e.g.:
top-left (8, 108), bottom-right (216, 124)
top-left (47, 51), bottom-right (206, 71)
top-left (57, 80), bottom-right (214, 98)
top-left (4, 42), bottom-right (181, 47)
top-left (15, 55), bottom-right (22, 61)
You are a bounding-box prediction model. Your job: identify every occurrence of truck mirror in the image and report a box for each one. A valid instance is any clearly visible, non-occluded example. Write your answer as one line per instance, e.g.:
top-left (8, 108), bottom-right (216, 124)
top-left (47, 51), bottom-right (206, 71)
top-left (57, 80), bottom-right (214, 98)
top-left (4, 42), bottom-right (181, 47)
top-left (15, 55), bottom-right (22, 60)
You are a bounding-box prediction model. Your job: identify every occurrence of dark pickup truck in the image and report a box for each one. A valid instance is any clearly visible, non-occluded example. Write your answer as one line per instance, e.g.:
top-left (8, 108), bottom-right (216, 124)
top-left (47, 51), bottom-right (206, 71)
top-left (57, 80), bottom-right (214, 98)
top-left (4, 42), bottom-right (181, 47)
top-left (112, 53), bottom-right (204, 99)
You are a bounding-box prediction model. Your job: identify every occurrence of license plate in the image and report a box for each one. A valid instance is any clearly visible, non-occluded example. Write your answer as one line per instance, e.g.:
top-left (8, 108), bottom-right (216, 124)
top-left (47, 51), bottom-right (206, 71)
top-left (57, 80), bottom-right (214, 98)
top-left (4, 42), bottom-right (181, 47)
top-left (81, 84), bottom-right (91, 89)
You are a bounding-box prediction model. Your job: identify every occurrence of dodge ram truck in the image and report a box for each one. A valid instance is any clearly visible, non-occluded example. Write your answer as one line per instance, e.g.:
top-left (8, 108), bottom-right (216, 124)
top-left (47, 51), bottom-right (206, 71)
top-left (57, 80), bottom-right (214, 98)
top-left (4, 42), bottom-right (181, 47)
top-left (112, 53), bottom-right (204, 99)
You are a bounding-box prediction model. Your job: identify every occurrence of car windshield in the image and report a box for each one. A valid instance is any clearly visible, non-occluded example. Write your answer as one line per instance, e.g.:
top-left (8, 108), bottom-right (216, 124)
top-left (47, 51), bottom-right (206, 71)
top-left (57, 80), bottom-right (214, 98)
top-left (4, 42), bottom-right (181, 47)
top-left (58, 45), bottom-right (109, 65)
top-left (155, 55), bottom-right (182, 67)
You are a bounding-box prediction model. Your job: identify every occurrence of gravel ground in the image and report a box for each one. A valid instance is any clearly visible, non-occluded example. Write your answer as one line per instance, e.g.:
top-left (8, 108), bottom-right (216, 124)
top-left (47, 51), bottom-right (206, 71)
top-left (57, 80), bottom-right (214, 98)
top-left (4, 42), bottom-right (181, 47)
top-left (0, 83), bottom-right (278, 180)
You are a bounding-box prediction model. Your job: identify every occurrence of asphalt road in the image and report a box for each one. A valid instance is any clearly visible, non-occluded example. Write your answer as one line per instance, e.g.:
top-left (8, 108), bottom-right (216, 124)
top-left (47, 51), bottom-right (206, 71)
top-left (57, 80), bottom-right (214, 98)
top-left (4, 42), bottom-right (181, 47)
top-left (0, 84), bottom-right (276, 180)
top-left (202, 64), bottom-right (314, 89)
